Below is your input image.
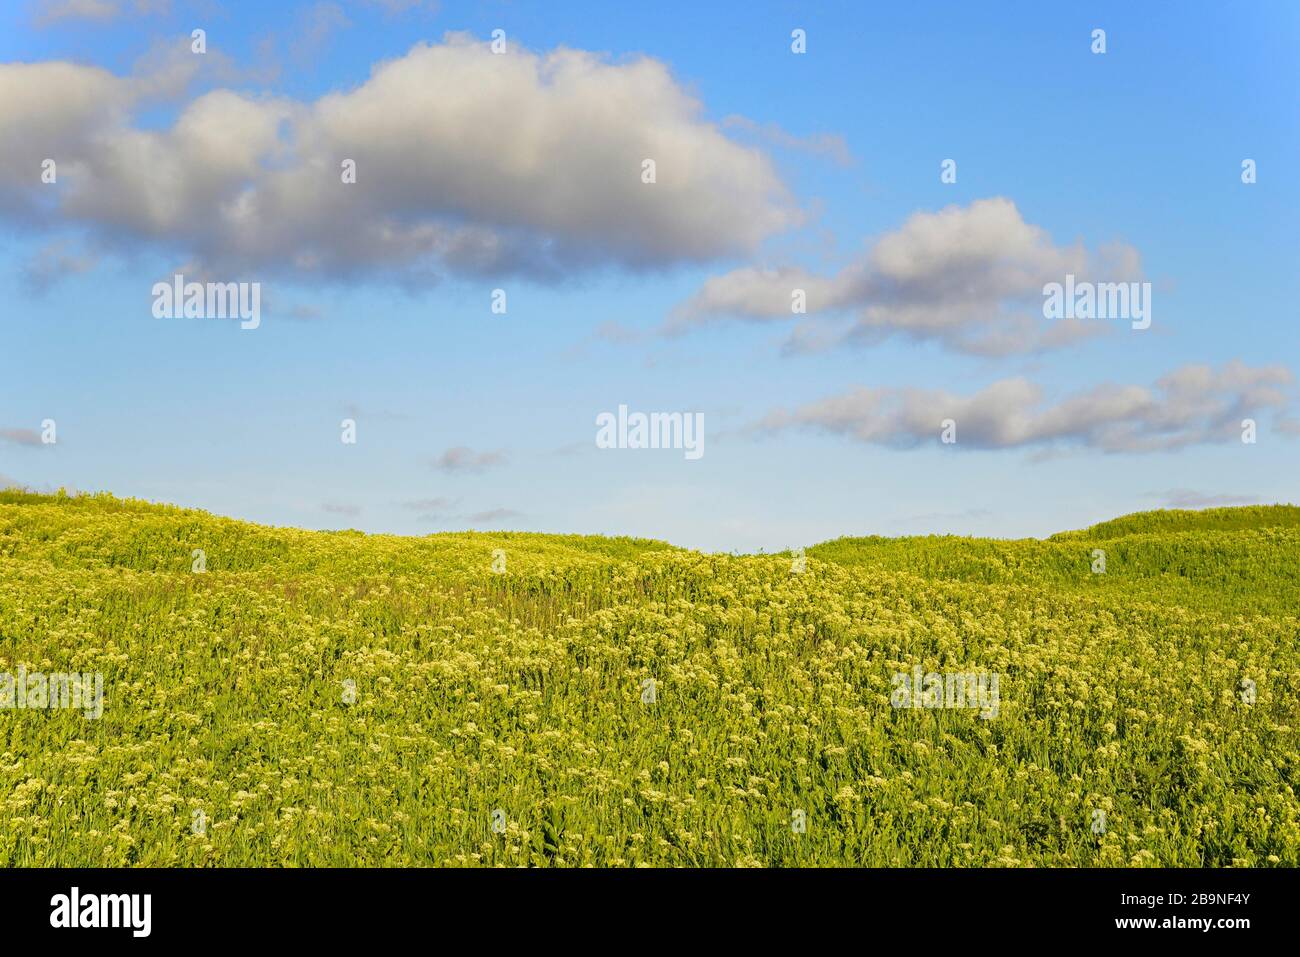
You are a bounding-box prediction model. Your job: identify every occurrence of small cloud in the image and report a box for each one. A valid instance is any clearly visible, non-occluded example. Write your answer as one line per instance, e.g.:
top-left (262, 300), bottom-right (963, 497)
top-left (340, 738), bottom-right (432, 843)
top-left (670, 197), bottom-right (1139, 358)
top-left (0, 428), bottom-right (43, 447)
top-left (432, 446), bottom-right (506, 473)
top-left (758, 361), bottom-right (1295, 455)
top-left (1149, 489), bottom-right (1259, 509)
top-left (33, 0), bottom-right (168, 27)
top-left (21, 241), bottom-right (99, 295)
top-left (721, 115), bottom-right (854, 167)
top-left (289, 3), bottom-right (351, 65)
top-left (322, 502), bottom-right (361, 516)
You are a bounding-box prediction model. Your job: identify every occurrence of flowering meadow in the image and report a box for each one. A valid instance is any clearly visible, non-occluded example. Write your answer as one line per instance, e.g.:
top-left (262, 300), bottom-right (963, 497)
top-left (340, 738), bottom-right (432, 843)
top-left (0, 489), bottom-right (1296, 866)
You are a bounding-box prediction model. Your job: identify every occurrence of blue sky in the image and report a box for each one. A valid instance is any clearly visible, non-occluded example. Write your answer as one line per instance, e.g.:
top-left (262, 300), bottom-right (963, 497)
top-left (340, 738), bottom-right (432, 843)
top-left (2, 0), bottom-right (1297, 551)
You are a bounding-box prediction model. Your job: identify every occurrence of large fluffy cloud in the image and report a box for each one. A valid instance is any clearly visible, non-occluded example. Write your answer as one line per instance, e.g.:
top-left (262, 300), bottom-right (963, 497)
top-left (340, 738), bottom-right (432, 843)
top-left (0, 34), bottom-right (800, 283)
top-left (672, 197), bottom-right (1145, 356)
top-left (759, 361), bottom-right (1294, 453)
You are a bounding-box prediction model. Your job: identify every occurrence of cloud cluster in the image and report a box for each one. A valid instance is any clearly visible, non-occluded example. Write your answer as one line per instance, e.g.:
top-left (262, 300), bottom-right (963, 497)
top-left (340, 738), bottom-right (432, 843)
top-left (672, 198), bottom-right (1144, 356)
top-left (759, 361), bottom-right (1294, 453)
top-left (2, 35), bottom-right (798, 285)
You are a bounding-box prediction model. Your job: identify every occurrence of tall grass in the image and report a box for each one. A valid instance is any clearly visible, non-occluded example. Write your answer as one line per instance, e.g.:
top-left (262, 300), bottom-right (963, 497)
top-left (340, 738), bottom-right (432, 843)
top-left (0, 492), bottom-right (1295, 866)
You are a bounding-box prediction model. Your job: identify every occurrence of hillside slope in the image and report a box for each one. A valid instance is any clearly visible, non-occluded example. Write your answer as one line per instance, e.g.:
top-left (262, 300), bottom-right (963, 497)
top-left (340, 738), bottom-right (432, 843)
top-left (0, 492), bottom-right (1296, 867)
top-left (808, 505), bottom-right (1300, 617)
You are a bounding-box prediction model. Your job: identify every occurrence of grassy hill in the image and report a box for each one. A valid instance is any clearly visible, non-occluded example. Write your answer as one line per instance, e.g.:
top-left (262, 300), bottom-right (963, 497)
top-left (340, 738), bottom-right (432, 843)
top-left (809, 505), bottom-right (1300, 617)
top-left (1052, 504), bottom-right (1300, 540)
top-left (0, 490), bottom-right (1296, 866)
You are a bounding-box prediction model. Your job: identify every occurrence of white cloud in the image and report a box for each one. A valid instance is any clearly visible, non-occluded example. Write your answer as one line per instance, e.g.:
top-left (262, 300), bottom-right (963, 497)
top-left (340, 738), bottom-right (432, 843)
top-left (1, 35), bottom-right (799, 285)
top-left (759, 361), bottom-right (1295, 453)
top-left (672, 197), bottom-right (1144, 356)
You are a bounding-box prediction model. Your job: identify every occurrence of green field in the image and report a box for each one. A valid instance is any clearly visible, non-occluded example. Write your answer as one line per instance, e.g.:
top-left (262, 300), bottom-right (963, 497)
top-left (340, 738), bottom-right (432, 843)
top-left (1, 489), bottom-right (1296, 866)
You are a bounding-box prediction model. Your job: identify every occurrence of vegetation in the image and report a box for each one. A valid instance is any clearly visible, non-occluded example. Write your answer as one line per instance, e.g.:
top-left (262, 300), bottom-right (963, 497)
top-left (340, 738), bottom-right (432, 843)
top-left (0, 490), bottom-right (1296, 866)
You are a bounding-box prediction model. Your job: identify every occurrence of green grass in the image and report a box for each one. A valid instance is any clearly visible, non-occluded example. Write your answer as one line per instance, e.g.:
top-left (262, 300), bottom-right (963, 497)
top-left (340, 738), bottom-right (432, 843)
top-left (0, 491), bottom-right (1296, 866)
